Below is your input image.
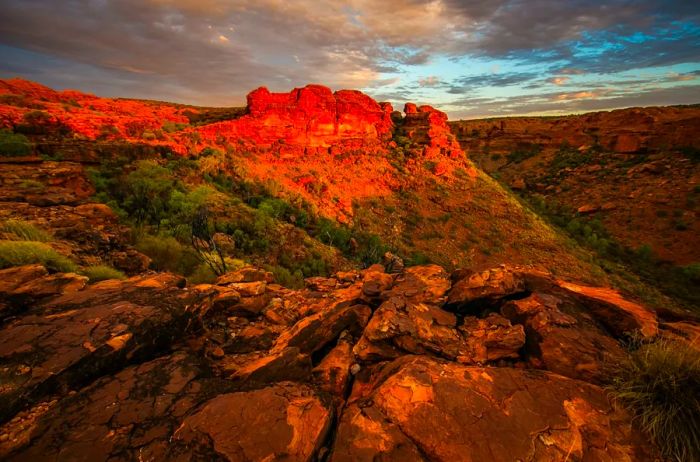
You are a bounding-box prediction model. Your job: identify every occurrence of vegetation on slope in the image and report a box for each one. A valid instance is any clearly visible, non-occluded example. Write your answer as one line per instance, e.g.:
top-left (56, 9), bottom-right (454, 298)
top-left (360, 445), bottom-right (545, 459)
top-left (0, 241), bottom-right (76, 273)
top-left (86, 151), bottom-right (392, 286)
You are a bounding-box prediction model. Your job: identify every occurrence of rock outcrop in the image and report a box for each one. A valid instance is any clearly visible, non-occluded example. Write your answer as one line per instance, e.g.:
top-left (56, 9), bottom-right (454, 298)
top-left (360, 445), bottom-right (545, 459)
top-left (193, 85), bottom-right (394, 157)
top-left (399, 103), bottom-right (464, 159)
top-left (0, 263), bottom-right (683, 460)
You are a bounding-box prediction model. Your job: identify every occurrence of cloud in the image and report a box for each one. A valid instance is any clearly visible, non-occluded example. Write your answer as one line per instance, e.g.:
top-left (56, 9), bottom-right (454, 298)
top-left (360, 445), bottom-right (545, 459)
top-left (555, 90), bottom-right (605, 100)
top-left (0, 0), bottom-right (698, 115)
top-left (448, 84), bottom-right (700, 119)
top-left (548, 76), bottom-right (570, 85)
top-left (447, 72), bottom-right (539, 94)
top-left (418, 76), bottom-right (441, 87)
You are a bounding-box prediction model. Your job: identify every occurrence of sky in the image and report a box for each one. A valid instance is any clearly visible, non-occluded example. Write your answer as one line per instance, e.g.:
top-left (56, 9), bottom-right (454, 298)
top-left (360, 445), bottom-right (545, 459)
top-left (0, 0), bottom-right (699, 119)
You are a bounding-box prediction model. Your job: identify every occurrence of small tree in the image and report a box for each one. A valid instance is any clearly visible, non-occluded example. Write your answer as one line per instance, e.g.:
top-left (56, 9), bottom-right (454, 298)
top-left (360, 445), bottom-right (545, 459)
top-left (190, 205), bottom-right (227, 276)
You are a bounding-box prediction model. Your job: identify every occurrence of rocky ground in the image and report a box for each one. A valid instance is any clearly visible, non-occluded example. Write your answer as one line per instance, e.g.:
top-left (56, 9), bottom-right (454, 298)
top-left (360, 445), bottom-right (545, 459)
top-left (1, 258), bottom-right (697, 461)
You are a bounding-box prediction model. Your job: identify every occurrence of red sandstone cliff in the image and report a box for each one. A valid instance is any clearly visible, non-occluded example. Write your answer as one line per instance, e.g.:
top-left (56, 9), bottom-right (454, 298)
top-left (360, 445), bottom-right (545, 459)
top-left (190, 85), bottom-right (394, 157)
top-left (0, 79), bottom-right (474, 221)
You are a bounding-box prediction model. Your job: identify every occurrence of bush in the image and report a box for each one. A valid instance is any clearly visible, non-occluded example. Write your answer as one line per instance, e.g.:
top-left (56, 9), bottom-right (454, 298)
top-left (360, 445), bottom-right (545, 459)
top-left (0, 130), bottom-right (31, 157)
top-left (82, 265), bottom-right (126, 282)
top-left (682, 263), bottom-right (700, 283)
top-left (135, 234), bottom-right (199, 275)
top-left (267, 265), bottom-right (305, 289)
top-left (0, 241), bottom-right (76, 272)
top-left (608, 339), bottom-right (700, 461)
top-left (0, 220), bottom-right (51, 241)
top-left (187, 263), bottom-right (218, 284)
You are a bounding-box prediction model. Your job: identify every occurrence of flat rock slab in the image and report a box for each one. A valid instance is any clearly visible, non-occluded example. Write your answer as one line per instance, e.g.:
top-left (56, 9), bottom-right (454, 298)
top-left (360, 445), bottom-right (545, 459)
top-left (0, 273), bottom-right (199, 423)
top-left (171, 382), bottom-right (333, 462)
top-left (332, 355), bottom-right (656, 461)
top-left (555, 280), bottom-right (658, 338)
top-left (3, 352), bottom-right (229, 461)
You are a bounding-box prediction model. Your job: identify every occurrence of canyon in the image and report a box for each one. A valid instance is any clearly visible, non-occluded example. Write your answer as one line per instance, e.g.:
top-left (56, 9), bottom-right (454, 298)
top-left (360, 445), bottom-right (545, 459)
top-left (0, 79), bottom-right (698, 461)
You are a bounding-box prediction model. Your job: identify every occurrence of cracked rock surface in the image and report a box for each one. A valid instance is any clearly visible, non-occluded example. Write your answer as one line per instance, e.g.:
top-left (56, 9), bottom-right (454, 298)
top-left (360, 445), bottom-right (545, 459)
top-left (0, 263), bottom-right (688, 460)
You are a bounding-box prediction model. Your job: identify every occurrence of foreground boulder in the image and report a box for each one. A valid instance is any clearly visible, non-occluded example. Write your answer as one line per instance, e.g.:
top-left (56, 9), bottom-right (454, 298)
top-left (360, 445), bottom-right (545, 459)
top-left (0, 273), bottom-right (200, 423)
top-left (332, 356), bottom-right (656, 461)
top-left (171, 382), bottom-right (332, 461)
top-left (502, 292), bottom-right (627, 383)
top-left (2, 352), bottom-right (220, 461)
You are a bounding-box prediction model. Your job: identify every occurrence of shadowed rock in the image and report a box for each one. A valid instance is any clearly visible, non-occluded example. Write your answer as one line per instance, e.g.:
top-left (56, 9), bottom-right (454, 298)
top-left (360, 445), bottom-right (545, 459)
top-left (0, 273), bottom-right (201, 423)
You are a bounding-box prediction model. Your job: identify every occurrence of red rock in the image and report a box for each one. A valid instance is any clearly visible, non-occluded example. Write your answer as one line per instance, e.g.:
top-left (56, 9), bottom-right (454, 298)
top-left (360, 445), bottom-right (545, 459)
top-left (216, 266), bottom-right (273, 284)
top-left (271, 302), bottom-right (371, 355)
top-left (0, 273), bottom-right (201, 423)
top-left (312, 337), bottom-right (355, 396)
top-left (332, 356), bottom-right (657, 461)
top-left (614, 133), bottom-right (642, 153)
top-left (357, 296), bottom-right (463, 361)
top-left (458, 313), bottom-right (525, 363)
top-left (3, 353), bottom-right (216, 461)
top-left (555, 280), bottom-right (658, 338)
top-left (577, 204), bottom-right (599, 214)
top-left (399, 104), bottom-right (463, 159)
top-left (447, 266), bottom-right (527, 311)
top-left (174, 382), bottom-right (332, 462)
top-left (502, 292), bottom-right (626, 382)
top-left (192, 84), bottom-right (394, 157)
top-left (403, 103), bottom-right (418, 114)
top-left (225, 347), bottom-right (312, 385)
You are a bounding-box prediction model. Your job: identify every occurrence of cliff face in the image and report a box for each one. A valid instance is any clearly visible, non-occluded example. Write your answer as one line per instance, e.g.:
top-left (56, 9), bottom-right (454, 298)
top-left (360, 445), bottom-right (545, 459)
top-left (194, 85), bottom-right (394, 156)
top-left (1, 78), bottom-right (459, 163)
top-left (451, 106), bottom-right (700, 156)
top-left (400, 102), bottom-right (463, 159)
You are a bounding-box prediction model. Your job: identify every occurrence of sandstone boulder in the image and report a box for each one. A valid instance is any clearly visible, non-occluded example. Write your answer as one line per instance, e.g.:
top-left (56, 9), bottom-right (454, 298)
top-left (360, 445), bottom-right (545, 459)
top-left (2, 353), bottom-right (217, 461)
top-left (0, 273), bottom-right (201, 423)
top-left (502, 292), bottom-right (626, 382)
top-left (173, 382), bottom-right (332, 462)
top-left (332, 356), bottom-right (656, 461)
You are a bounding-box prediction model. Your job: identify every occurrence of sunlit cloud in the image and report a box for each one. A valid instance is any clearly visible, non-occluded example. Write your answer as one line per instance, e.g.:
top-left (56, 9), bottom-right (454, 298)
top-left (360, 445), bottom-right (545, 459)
top-left (548, 76), bottom-right (570, 85)
top-left (555, 90), bottom-right (604, 101)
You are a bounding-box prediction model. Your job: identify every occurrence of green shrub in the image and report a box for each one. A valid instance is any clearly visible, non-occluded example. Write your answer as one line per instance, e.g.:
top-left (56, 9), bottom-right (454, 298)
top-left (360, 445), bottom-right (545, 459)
top-left (135, 234), bottom-right (199, 275)
top-left (267, 265), bottom-right (305, 289)
top-left (608, 339), bottom-right (700, 461)
top-left (680, 146), bottom-right (700, 163)
top-left (0, 130), bottom-right (31, 157)
top-left (682, 263), bottom-right (700, 283)
top-left (162, 121), bottom-right (189, 133)
top-left (406, 252), bottom-right (431, 265)
top-left (82, 265), bottom-right (126, 282)
top-left (0, 241), bottom-right (76, 272)
top-left (188, 263), bottom-right (218, 284)
top-left (0, 220), bottom-right (51, 241)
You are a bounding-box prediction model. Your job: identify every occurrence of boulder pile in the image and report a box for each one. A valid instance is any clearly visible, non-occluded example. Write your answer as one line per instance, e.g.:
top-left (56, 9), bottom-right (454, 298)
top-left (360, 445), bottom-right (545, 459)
top-left (1, 262), bottom-right (689, 461)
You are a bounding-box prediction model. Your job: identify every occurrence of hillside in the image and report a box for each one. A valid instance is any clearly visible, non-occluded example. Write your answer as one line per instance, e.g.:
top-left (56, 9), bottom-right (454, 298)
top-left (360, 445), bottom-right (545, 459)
top-left (451, 107), bottom-right (700, 310)
top-left (451, 107), bottom-right (700, 264)
top-left (0, 79), bottom-right (698, 461)
top-left (0, 79), bottom-right (655, 286)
